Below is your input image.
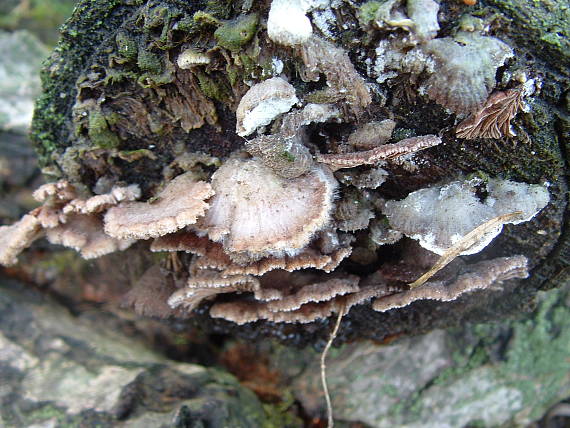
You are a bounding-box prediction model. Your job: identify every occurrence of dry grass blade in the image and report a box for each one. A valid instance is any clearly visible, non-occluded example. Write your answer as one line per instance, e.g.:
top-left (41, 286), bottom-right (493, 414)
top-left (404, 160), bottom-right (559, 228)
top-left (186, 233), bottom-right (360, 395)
top-left (321, 304), bottom-right (345, 428)
top-left (409, 211), bottom-right (523, 288)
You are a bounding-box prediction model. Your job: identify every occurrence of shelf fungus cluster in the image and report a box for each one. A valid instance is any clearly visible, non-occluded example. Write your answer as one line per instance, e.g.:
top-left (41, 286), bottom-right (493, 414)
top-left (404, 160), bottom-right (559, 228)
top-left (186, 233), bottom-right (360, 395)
top-left (19, 0), bottom-right (561, 337)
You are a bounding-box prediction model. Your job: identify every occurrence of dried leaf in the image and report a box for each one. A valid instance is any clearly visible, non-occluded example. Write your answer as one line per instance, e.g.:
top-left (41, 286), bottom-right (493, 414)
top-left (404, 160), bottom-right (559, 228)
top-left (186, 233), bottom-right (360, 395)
top-left (456, 88), bottom-right (524, 139)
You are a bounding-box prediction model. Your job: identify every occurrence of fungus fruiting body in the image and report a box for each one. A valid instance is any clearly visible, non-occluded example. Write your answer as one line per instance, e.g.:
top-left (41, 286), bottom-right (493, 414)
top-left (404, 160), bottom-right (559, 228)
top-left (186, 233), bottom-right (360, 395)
top-left (199, 157), bottom-right (337, 260)
top-left (381, 177), bottom-right (550, 255)
top-left (104, 174), bottom-right (213, 240)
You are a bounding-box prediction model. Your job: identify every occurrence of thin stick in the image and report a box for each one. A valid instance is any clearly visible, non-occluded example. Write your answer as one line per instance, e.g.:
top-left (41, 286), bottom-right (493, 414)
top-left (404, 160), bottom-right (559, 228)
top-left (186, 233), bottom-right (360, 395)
top-left (321, 305), bottom-right (345, 428)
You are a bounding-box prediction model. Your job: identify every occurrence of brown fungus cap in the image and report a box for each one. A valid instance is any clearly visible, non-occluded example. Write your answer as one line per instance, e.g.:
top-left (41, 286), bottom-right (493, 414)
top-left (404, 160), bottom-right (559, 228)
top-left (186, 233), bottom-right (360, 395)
top-left (0, 215), bottom-right (42, 266)
top-left (104, 173), bottom-right (214, 240)
top-left (456, 88), bottom-right (524, 139)
top-left (150, 229), bottom-right (213, 255)
top-left (167, 271), bottom-right (261, 311)
top-left (151, 229), bottom-right (351, 276)
top-left (209, 284), bottom-right (387, 324)
top-left (199, 158), bottom-right (337, 261)
top-left (196, 246), bottom-right (353, 277)
top-left (264, 276), bottom-right (360, 312)
top-left (46, 214), bottom-right (135, 259)
top-left (372, 255), bottom-right (528, 312)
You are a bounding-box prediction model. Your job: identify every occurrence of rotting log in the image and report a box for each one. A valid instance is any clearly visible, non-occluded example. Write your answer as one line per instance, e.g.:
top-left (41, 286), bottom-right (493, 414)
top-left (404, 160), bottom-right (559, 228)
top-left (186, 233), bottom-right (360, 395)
top-left (27, 0), bottom-right (570, 346)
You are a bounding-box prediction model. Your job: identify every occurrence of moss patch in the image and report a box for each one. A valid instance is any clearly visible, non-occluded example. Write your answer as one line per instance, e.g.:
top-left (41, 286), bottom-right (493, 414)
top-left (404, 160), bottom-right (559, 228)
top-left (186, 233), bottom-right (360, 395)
top-left (214, 13), bottom-right (258, 52)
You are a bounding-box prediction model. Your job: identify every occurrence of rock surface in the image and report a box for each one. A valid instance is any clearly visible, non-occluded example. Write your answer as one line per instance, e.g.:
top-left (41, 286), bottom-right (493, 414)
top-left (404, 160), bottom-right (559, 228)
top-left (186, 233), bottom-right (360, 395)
top-left (285, 282), bottom-right (570, 426)
top-left (0, 31), bottom-right (48, 133)
top-left (0, 277), bottom-right (276, 428)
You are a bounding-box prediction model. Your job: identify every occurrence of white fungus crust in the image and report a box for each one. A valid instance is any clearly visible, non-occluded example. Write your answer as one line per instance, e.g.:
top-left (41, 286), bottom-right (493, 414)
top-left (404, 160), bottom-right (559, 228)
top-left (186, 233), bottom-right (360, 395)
top-left (382, 178), bottom-right (550, 255)
top-left (406, 0), bottom-right (440, 42)
top-left (200, 158), bottom-right (337, 261)
top-left (267, 0), bottom-right (330, 46)
top-left (235, 77), bottom-right (298, 136)
top-left (176, 48), bottom-right (210, 69)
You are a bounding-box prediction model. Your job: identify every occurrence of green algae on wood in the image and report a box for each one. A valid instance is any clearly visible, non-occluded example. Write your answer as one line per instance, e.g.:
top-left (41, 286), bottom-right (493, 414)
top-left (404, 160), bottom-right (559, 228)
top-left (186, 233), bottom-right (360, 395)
top-left (484, 0), bottom-right (570, 75)
top-left (214, 13), bottom-right (259, 52)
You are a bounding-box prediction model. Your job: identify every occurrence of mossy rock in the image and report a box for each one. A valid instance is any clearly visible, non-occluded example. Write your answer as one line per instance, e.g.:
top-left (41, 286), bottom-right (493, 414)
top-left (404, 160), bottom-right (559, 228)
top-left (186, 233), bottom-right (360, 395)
top-left (30, 0), bottom-right (569, 346)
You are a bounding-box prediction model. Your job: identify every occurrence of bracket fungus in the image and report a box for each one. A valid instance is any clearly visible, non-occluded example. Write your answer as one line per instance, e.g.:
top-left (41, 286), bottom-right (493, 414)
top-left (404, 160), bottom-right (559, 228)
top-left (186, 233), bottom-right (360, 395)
top-left (372, 255), bottom-right (529, 312)
top-left (11, 0), bottom-right (566, 345)
top-left (317, 135), bottom-right (442, 169)
top-left (423, 32), bottom-right (514, 115)
top-left (0, 181), bottom-right (141, 265)
top-left (382, 177), bottom-right (549, 255)
top-left (46, 214), bottom-right (135, 260)
top-left (199, 158), bottom-right (337, 260)
top-left (208, 273), bottom-right (387, 324)
top-left (104, 173), bottom-right (213, 240)
top-left (0, 215), bottom-right (42, 266)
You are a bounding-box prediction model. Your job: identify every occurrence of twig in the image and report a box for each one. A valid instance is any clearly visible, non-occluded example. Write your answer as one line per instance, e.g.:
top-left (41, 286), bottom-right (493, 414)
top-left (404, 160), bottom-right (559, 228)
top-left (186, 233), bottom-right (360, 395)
top-left (409, 211), bottom-right (523, 289)
top-left (321, 304), bottom-right (345, 428)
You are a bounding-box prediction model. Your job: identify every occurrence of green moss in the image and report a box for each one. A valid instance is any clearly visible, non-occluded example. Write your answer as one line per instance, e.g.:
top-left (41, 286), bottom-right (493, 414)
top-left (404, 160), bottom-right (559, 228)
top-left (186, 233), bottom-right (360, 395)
top-left (147, 6), bottom-right (168, 28)
top-left (137, 49), bottom-right (162, 73)
top-left (357, 1), bottom-right (382, 27)
top-left (281, 151), bottom-right (296, 162)
top-left (484, 0), bottom-right (570, 73)
top-left (116, 148), bottom-right (157, 162)
top-left (499, 289), bottom-right (570, 420)
top-left (104, 68), bottom-right (138, 85)
top-left (196, 71), bottom-right (232, 103)
top-left (193, 10), bottom-right (221, 27)
top-left (205, 0), bottom-right (234, 20)
top-left (304, 88), bottom-right (344, 104)
top-left (87, 110), bottom-right (120, 149)
top-left (262, 392), bottom-right (303, 428)
top-left (214, 13), bottom-right (258, 52)
top-left (31, 0), bottom-right (133, 167)
top-left (238, 47), bottom-right (260, 76)
top-left (36, 250), bottom-right (88, 279)
top-left (137, 50), bottom-right (175, 87)
top-left (23, 404), bottom-right (67, 426)
top-left (115, 31), bottom-right (138, 61)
